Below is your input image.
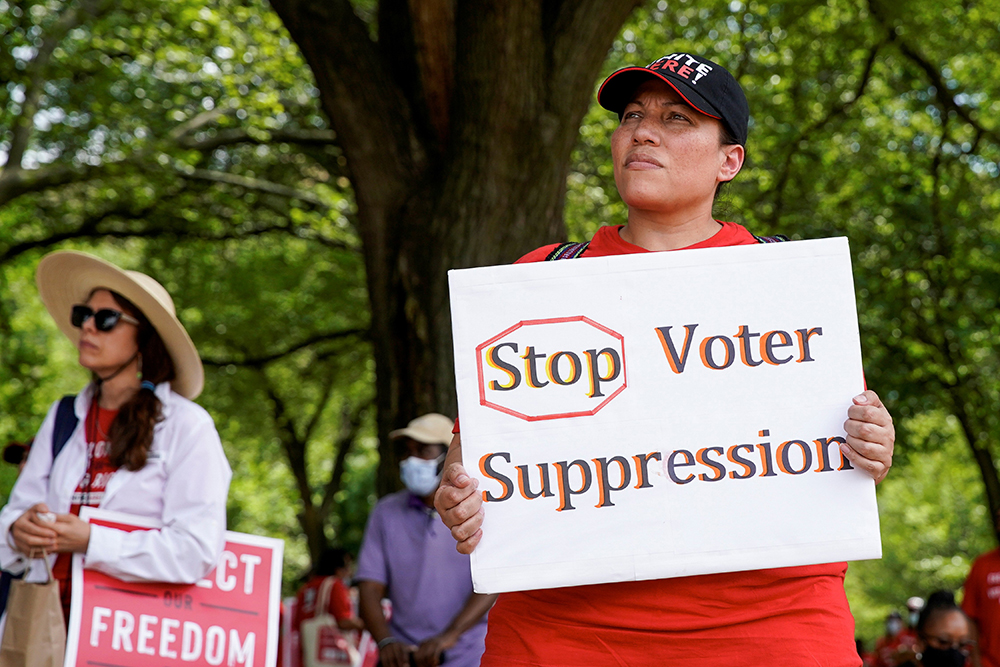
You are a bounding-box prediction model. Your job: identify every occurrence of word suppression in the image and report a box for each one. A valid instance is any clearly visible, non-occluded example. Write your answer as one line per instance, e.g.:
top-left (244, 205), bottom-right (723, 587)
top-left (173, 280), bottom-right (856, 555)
top-left (478, 430), bottom-right (854, 512)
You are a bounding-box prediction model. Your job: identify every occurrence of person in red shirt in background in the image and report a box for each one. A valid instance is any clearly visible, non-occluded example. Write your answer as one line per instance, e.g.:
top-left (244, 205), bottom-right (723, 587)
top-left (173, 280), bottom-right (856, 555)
top-left (435, 50), bottom-right (897, 667)
top-left (295, 547), bottom-right (365, 637)
top-left (874, 611), bottom-right (919, 667)
top-left (896, 591), bottom-right (974, 667)
top-left (962, 510), bottom-right (1000, 667)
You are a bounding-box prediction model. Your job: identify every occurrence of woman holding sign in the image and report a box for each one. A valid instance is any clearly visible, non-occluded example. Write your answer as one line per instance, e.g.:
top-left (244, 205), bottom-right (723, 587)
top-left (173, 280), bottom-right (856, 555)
top-left (0, 251), bottom-right (231, 625)
top-left (436, 52), bottom-right (895, 666)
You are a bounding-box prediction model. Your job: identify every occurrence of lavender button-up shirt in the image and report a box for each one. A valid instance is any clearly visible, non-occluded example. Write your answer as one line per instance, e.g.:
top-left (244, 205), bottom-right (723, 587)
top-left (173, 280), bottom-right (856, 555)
top-left (357, 490), bottom-right (488, 667)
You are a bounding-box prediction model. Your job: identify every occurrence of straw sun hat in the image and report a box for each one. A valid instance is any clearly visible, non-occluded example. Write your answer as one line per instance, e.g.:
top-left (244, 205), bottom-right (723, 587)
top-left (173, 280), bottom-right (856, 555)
top-left (36, 251), bottom-right (204, 399)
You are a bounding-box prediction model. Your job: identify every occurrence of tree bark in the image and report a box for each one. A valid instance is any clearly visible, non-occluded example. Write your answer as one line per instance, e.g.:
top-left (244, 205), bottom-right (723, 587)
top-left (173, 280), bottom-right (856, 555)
top-left (948, 389), bottom-right (1000, 546)
top-left (270, 0), bottom-right (643, 496)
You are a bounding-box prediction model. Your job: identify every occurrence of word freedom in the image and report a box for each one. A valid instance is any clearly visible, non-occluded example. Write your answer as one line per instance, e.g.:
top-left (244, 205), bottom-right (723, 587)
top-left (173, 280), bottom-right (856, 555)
top-left (479, 430), bottom-right (855, 512)
top-left (88, 608), bottom-right (255, 666)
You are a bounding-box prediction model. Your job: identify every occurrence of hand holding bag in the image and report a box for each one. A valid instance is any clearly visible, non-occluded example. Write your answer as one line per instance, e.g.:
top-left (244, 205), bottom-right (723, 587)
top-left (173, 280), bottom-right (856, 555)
top-left (0, 551), bottom-right (66, 667)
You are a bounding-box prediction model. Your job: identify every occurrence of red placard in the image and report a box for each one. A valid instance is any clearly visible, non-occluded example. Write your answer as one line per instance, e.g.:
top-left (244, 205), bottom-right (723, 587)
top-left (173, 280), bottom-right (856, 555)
top-left (66, 508), bottom-right (283, 667)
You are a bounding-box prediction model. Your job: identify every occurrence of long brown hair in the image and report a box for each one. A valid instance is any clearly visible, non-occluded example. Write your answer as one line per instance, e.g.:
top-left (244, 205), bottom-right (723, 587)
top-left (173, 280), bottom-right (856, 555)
top-left (91, 290), bottom-right (175, 471)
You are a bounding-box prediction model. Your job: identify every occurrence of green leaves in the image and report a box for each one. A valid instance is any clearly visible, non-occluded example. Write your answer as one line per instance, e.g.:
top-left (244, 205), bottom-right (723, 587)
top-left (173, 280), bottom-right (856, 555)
top-left (0, 0), bottom-right (372, 591)
top-left (567, 0), bottom-right (1000, 644)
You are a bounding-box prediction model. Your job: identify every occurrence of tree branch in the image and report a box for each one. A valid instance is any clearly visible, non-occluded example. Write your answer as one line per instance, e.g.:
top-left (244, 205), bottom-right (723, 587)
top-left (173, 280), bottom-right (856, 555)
top-left (259, 370), bottom-right (317, 523)
top-left (200, 328), bottom-right (369, 368)
top-left (180, 168), bottom-right (329, 208)
top-left (178, 127), bottom-right (340, 153)
top-left (166, 109), bottom-right (228, 142)
top-left (893, 39), bottom-right (1000, 144)
top-left (767, 41), bottom-right (883, 225)
top-left (303, 371), bottom-right (340, 446)
top-left (868, 0), bottom-right (1000, 145)
top-left (0, 115), bottom-right (341, 208)
top-left (0, 206), bottom-right (357, 265)
top-left (547, 0), bottom-right (644, 116)
top-left (269, 0), bottom-right (424, 188)
top-left (319, 400), bottom-right (370, 519)
top-left (6, 0), bottom-right (113, 171)
top-left (0, 162), bottom-right (114, 208)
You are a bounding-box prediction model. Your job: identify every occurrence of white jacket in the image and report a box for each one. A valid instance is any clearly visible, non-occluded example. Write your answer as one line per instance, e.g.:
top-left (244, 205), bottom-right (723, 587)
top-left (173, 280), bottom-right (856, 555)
top-left (0, 382), bottom-right (231, 584)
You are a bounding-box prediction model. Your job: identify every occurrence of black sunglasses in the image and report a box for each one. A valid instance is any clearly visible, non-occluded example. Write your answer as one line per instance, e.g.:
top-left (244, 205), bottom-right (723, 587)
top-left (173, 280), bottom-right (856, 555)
top-left (71, 305), bottom-right (141, 332)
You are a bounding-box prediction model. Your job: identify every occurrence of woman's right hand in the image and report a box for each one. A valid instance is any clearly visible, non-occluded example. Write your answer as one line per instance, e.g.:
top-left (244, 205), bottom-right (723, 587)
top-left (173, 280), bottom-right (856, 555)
top-left (10, 503), bottom-right (58, 554)
top-left (434, 434), bottom-right (485, 554)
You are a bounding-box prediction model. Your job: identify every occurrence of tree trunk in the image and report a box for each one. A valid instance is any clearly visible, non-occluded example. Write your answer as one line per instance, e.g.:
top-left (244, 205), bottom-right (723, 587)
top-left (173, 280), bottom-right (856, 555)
top-left (950, 393), bottom-right (1000, 546)
top-left (271, 0), bottom-right (643, 496)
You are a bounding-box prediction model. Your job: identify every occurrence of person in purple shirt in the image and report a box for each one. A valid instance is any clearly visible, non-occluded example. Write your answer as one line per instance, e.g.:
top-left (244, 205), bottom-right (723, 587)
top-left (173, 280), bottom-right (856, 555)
top-left (357, 413), bottom-right (497, 667)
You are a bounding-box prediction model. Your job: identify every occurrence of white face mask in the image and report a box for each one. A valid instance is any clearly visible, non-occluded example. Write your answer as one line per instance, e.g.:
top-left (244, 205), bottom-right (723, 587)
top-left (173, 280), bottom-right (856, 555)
top-left (400, 455), bottom-right (444, 497)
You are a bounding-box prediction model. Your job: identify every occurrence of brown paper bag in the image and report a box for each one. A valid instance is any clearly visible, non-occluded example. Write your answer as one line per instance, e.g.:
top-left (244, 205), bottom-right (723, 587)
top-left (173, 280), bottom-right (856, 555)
top-left (0, 552), bottom-right (65, 667)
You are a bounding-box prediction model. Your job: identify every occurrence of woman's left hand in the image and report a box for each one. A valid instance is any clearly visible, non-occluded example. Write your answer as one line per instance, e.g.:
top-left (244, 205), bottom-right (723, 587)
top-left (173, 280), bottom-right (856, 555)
top-left (842, 390), bottom-right (895, 484)
top-left (51, 513), bottom-right (92, 553)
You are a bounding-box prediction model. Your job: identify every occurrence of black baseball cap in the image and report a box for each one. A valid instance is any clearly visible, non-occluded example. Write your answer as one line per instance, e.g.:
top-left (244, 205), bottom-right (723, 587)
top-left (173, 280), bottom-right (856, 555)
top-left (598, 53), bottom-right (750, 146)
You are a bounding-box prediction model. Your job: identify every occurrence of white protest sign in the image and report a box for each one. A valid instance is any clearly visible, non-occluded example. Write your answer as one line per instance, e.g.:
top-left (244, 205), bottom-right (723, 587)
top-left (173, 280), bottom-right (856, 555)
top-left (449, 237), bottom-right (881, 594)
top-left (66, 508), bottom-right (283, 667)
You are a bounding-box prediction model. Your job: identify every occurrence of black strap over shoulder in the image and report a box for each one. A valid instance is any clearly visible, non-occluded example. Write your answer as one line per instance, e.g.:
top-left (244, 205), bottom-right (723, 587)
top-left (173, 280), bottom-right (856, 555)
top-left (52, 394), bottom-right (78, 461)
top-left (546, 234), bottom-right (786, 259)
top-left (545, 242), bottom-right (590, 260)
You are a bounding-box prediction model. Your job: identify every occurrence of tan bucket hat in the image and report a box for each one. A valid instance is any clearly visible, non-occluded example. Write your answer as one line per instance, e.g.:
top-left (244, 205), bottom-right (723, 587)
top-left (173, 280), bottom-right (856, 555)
top-left (36, 251), bottom-right (204, 399)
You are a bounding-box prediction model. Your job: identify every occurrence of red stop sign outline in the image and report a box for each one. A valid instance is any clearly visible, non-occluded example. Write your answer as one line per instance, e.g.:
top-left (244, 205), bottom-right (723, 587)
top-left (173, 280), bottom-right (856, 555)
top-left (475, 315), bottom-right (627, 421)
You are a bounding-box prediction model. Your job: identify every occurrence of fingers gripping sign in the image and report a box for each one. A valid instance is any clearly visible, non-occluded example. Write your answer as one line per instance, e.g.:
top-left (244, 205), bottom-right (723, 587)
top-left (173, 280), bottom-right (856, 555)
top-left (434, 434), bottom-right (484, 554)
top-left (841, 390), bottom-right (895, 484)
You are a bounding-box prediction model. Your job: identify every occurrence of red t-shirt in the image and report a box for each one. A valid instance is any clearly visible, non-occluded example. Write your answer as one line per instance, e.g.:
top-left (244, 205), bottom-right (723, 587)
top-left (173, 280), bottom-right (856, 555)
top-left (963, 548), bottom-right (1000, 667)
top-left (54, 405), bottom-right (119, 619)
top-left (872, 628), bottom-right (918, 667)
top-left (294, 575), bottom-right (355, 628)
top-left (479, 222), bottom-right (860, 667)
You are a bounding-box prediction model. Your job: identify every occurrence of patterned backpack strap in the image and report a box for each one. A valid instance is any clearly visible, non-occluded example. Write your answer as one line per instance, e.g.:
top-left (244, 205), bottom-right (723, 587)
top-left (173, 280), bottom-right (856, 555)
top-left (545, 241), bottom-right (590, 260)
top-left (753, 233), bottom-right (791, 243)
